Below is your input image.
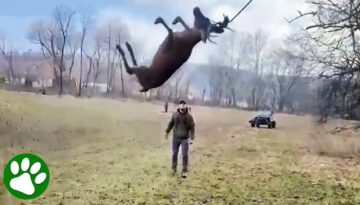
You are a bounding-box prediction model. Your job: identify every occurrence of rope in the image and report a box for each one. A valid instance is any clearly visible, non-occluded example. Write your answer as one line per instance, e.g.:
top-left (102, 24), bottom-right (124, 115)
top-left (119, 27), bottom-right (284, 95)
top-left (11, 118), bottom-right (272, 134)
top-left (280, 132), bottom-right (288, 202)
top-left (230, 0), bottom-right (254, 22)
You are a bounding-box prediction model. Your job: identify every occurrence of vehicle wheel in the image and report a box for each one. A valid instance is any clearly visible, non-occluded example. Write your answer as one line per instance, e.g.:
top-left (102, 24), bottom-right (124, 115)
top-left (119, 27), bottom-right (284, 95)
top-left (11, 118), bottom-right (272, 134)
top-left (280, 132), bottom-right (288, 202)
top-left (251, 123), bottom-right (255, 127)
top-left (256, 123), bottom-right (260, 128)
top-left (272, 121), bottom-right (276, 128)
top-left (268, 124), bottom-right (272, 129)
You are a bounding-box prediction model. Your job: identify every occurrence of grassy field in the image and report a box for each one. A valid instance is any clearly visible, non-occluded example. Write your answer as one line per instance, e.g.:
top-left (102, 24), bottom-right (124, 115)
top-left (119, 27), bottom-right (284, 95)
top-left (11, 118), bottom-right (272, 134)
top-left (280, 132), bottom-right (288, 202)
top-left (0, 90), bottom-right (360, 205)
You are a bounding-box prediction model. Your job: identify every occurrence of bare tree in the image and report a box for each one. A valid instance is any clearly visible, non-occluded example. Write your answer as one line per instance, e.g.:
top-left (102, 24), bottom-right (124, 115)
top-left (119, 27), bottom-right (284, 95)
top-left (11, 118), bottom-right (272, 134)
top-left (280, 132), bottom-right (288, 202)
top-left (172, 69), bottom-right (184, 102)
top-left (27, 6), bottom-right (75, 95)
top-left (290, 0), bottom-right (360, 119)
top-left (116, 35), bottom-right (126, 96)
top-left (244, 30), bottom-right (268, 109)
top-left (92, 40), bottom-right (103, 95)
top-left (202, 88), bottom-right (206, 104)
top-left (184, 77), bottom-right (192, 100)
top-left (207, 31), bottom-right (267, 108)
top-left (27, 20), bottom-right (60, 84)
top-left (0, 34), bottom-right (16, 84)
top-left (66, 33), bottom-right (80, 79)
top-left (207, 59), bottom-right (226, 105)
top-left (164, 80), bottom-right (174, 101)
top-left (54, 5), bottom-right (75, 95)
top-left (221, 33), bottom-right (244, 107)
top-left (83, 33), bottom-right (103, 92)
top-left (78, 16), bottom-right (90, 96)
top-left (104, 25), bottom-right (118, 94)
top-left (92, 19), bottom-right (130, 95)
top-left (106, 25), bottom-right (111, 94)
top-left (84, 49), bottom-right (96, 88)
top-left (268, 47), bottom-right (306, 111)
top-left (108, 46), bottom-right (118, 93)
top-left (155, 86), bottom-right (163, 100)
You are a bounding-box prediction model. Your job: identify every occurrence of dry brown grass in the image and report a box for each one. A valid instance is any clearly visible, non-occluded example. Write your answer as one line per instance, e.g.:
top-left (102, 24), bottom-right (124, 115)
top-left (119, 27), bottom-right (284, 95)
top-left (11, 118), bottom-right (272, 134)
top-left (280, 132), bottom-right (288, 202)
top-left (1, 90), bottom-right (360, 204)
top-left (306, 121), bottom-right (360, 159)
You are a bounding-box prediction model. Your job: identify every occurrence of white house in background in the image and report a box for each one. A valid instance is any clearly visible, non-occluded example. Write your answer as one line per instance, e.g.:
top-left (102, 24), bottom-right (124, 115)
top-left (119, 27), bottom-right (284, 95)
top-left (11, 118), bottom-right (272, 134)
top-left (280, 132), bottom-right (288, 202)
top-left (25, 62), bottom-right (55, 88)
top-left (5, 77), bottom-right (25, 85)
top-left (87, 82), bottom-right (108, 93)
top-left (236, 101), bottom-right (248, 108)
top-left (32, 79), bottom-right (53, 88)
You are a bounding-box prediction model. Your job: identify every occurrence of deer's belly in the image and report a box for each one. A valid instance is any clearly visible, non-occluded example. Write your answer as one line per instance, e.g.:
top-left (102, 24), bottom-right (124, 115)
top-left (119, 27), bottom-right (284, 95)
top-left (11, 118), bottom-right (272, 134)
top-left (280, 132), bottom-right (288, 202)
top-left (149, 38), bottom-right (196, 87)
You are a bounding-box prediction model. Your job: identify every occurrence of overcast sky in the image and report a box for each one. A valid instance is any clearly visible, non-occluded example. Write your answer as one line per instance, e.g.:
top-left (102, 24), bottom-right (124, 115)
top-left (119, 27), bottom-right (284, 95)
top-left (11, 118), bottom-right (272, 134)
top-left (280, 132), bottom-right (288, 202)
top-left (0, 0), bottom-right (307, 64)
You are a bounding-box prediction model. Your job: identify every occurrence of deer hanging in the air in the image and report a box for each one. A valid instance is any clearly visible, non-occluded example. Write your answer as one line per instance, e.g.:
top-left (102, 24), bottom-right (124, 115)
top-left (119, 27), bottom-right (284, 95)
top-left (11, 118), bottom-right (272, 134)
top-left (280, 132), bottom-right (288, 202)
top-left (116, 7), bottom-right (231, 92)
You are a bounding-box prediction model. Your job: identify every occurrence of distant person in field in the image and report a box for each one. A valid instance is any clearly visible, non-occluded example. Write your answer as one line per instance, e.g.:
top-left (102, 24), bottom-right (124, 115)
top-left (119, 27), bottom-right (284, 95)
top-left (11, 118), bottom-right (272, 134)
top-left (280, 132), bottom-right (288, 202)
top-left (165, 100), bottom-right (195, 177)
top-left (164, 101), bottom-right (168, 113)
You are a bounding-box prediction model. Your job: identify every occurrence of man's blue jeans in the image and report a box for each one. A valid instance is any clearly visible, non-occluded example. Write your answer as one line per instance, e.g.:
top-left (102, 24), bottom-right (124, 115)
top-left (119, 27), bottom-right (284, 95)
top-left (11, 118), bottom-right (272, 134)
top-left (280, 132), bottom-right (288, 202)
top-left (172, 137), bottom-right (189, 172)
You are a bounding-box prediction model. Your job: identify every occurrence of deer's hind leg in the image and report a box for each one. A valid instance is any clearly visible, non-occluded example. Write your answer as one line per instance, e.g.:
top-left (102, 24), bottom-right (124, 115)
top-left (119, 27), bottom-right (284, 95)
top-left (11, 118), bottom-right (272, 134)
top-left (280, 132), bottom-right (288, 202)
top-left (172, 16), bottom-right (189, 30)
top-left (116, 44), bottom-right (134, 75)
top-left (125, 42), bottom-right (138, 66)
top-left (154, 17), bottom-right (173, 36)
top-left (116, 43), bottom-right (151, 93)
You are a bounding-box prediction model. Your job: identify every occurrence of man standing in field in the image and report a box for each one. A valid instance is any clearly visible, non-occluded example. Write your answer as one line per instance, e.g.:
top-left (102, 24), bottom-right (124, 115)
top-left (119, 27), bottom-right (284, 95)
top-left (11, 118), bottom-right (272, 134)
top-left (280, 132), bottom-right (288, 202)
top-left (165, 100), bottom-right (195, 178)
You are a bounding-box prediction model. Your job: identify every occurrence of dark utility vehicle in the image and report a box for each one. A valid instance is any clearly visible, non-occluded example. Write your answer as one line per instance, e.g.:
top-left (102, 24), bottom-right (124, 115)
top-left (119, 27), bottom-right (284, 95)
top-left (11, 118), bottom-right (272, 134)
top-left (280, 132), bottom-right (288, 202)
top-left (249, 109), bottom-right (276, 129)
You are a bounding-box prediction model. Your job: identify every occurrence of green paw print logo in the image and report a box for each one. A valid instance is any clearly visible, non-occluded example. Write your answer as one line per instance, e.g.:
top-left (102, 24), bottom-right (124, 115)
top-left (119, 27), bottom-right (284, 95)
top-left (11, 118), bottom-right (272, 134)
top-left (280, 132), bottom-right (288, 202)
top-left (3, 153), bottom-right (50, 200)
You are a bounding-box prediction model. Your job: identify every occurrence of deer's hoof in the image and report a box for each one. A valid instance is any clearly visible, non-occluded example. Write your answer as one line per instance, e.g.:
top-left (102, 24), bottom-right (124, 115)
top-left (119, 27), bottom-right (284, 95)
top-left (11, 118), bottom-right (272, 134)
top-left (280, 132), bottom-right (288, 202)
top-left (172, 16), bottom-right (180, 25)
top-left (116, 45), bottom-right (125, 55)
top-left (154, 17), bottom-right (163, 24)
top-left (140, 88), bottom-right (149, 93)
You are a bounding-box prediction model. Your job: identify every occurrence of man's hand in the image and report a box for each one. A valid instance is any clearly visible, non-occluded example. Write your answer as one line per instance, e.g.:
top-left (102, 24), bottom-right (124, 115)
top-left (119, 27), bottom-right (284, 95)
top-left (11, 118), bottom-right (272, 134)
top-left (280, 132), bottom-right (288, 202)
top-left (190, 137), bottom-right (194, 145)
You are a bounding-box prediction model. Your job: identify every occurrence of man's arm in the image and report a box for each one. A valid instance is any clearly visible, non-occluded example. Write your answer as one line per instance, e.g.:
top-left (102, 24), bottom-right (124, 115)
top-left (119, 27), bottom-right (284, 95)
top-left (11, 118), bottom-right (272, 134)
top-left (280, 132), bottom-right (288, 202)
top-left (166, 114), bottom-right (175, 134)
top-left (188, 114), bottom-right (195, 140)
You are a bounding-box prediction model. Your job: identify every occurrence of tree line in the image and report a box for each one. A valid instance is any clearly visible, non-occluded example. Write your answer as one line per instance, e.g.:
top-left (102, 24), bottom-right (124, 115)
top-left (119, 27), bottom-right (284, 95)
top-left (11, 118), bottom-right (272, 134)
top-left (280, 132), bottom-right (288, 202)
top-left (0, 2), bottom-right (359, 119)
top-left (201, 0), bottom-right (360, 119)
top-left (1, 5), bottom-right (133, 97)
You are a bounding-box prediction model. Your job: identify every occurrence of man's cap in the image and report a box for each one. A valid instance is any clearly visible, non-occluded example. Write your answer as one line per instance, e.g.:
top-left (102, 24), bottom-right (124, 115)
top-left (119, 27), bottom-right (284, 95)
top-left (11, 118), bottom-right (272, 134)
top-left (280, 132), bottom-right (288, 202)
top-left (179, 100), bottom-right (187, 104)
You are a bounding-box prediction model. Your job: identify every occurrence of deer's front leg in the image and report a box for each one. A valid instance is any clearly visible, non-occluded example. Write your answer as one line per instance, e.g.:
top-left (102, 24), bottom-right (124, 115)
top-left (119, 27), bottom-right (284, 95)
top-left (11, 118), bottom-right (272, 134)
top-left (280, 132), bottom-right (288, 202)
top-left (172, 16), bottom-right (189, 30)
top-left (154, 17), bottom-right (173, 36)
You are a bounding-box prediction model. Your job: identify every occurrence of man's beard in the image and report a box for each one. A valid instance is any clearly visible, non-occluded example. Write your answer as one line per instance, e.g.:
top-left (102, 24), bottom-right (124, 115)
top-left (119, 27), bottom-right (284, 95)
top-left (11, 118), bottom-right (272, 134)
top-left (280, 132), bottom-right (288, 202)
top-left (179, 108), bottom-right (187, 113)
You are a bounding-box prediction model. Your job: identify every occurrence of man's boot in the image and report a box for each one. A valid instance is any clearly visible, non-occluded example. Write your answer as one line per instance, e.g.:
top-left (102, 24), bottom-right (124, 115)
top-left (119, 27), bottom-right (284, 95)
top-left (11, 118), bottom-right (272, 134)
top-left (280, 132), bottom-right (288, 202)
top-left (181, 170), bottom-right (187, 178)
top-left (172, 168), bottom-right (177, 176)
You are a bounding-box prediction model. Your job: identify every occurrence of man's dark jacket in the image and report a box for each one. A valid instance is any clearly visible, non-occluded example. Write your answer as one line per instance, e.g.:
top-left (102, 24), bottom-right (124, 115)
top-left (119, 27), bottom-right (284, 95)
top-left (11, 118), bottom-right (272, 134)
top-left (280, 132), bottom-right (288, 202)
top-left (166, 108), bottom-right (195, 139)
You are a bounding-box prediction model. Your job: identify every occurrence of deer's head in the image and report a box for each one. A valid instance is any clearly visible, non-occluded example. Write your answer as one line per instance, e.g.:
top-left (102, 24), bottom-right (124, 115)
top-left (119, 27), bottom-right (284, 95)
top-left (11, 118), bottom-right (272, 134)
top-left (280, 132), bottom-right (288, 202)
top-left (193, 7), bottom-right (231, 44)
